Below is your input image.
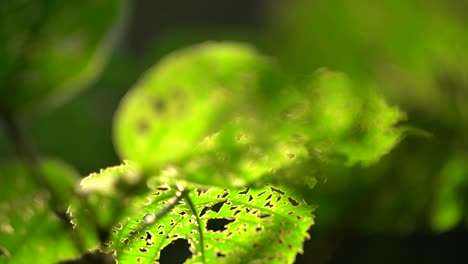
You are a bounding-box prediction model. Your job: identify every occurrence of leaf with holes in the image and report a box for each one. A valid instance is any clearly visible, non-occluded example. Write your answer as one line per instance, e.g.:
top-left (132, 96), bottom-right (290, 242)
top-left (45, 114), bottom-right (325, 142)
top-left (106, 184), bottom-right (314, 263)
top-left (0, 0), bottom-right (126, 113)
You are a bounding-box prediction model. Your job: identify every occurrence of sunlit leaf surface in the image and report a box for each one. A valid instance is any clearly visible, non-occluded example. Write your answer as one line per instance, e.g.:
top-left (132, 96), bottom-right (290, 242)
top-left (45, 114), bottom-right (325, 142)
top-left (106, 184), bottom-right (314, 264)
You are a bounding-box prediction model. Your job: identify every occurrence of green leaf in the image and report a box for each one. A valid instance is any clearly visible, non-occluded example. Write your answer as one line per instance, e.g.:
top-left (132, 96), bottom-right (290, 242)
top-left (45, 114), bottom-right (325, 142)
top-left (0, 0), bottom-right (127, 113)
top-left (302, 70), bottom-right (407, 166)
top-left (74, 161), bottom-right (144, 230)
top-left (114, 42), bottom-right (406, 187)
top-left (0, 159), bottom-right (83, 263)
top-left (106, 184), bottom-right (314, 264)
top-left (431, 156), bottom-right (468, 233)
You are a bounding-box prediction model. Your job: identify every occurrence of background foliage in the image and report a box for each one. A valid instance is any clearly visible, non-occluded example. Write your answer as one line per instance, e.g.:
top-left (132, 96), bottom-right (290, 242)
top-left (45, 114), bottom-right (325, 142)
top-left (1, 0), bottom-right (467, 263)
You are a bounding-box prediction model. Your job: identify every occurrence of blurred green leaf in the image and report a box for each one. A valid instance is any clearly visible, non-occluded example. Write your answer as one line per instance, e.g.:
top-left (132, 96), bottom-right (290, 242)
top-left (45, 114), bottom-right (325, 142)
top-left (114, 42), bottom-right (405, 188)
top-left (431, 156), bottom-right (468, 233)
top-left (73, 161), bottom-right (144, 231)
top-left (0, 0), bottom-right (126, 113)
top-left (0, 159), bottom-right (83, 263)
top-left (268, 0), bottom-right (468, 121)
top-left (106, 184), bottom-right (314, 264)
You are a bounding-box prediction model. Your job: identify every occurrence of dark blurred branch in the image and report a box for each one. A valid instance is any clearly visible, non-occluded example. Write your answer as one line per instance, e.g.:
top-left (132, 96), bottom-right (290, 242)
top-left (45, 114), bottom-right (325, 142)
top-left (0, 111), bottom-right (86, 253)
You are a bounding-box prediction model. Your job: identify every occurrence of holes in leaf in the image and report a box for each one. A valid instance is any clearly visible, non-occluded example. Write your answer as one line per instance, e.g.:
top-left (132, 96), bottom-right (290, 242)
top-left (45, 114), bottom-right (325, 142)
top-left (216, 252), bottom-right (227, 258)
top-left (288, 197), bottom-right (299, 206)
top-left (196, 189), bottom-right (208, 196)
top-left (159, 238), bottom-right (192, 264)
top-left (257, 191), bottom-right (266, 197)
top-left (199, 200), bottom-right (225, 217)
top-left (145, 231), bottom-right (152, 240)
top-left (206, 218), bottom-right (235, 232)
top-left (238, 187), bottom-right (250, 194)
top-left (270, 187), bottom-right (285, 195)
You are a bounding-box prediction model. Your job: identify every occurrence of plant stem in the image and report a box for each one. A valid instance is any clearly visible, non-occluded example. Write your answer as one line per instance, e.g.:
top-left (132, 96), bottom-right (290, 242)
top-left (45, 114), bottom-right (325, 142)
top-left (183, 190), bottom-right (206, 263)
top-left (0, 111), bottom-right (86, 253)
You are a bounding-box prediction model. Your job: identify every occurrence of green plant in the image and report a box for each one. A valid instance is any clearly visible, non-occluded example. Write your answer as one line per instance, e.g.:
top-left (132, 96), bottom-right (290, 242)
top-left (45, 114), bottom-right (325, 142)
top-left (0, 1), bottom-right (409, 263)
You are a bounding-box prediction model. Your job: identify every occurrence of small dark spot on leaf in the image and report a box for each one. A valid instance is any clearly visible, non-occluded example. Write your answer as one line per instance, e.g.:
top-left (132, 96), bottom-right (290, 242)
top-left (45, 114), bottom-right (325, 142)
top-left (257, 191), bottom-right (266, 197)
top-left (287, 152), bottom-right (296, 159)
top-left (288, 197), bottom-right (299, 206)
top-left (159, 231), bottom-right (164, 235)
top-left (270, 187), bottom-right (285, 195)
top-left (207, 218), bottom-right (235, 232)
top-left (253, 243), bottom-right (260, 248)
top-left (159, 238), bottom-right (192, 264)
top-left (255, 226), bottom-right (263, 232)
top-left (216, 252), bottom-right (227, 258)
top-left (139, 247), bottom-right (148, 253)
top-left (221, 192), bottom-right (229, 198)
top-left (115, 224), bottom-right (123, 229)
top-left (259, 214), bottom-right (271, 219)
top-left (157, 186), bottom-right (170, 191)
top-left (264, 201), bottom-right (273, 208)
top-left (296, 215), bottom-right (302, 220)
top-left (152, 97), bottom-right (166, 114)
top-left (179, 211), bottom-right (187, 216)
top-left (229, 206), bottom-right (238, 211)
top-left (129, 230), bottom-right (138, 236)
top-left (158, 224), bottom-right (165, 229)
top-left (112, 229), bottom-right (118, 234)
top-left (234, 210), bottom-right (241, 216)
top-left (288, 211), bottom-right (294, 215)
top-left (266, 194), bottom-right (272, 200)
top-left (137, 120), bottom-right (150, 134)
top-left (239, 187), bottom-right (250, 194)
top-left (248, 195), bottom-right (253, 202)
top-left (136, 256), bottom-right (143, 263)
